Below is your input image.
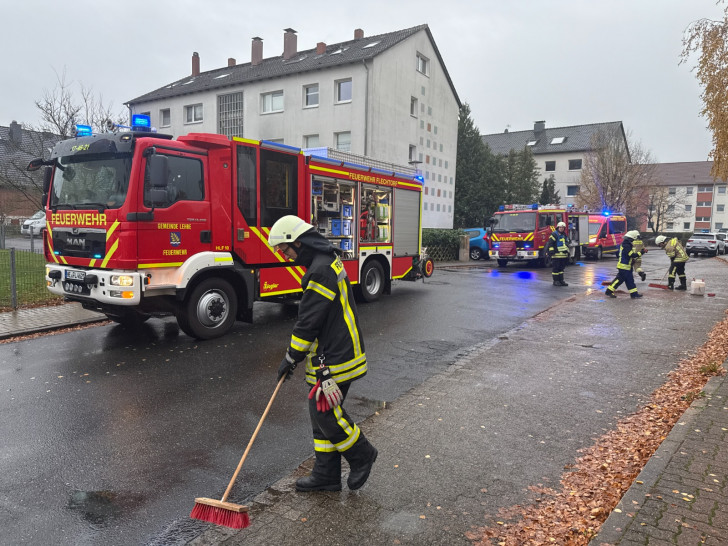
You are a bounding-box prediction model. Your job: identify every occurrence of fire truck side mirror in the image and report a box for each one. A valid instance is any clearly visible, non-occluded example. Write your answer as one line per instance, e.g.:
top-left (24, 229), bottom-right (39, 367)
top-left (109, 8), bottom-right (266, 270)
top-left (148, 155), bottom-right (169, 188)
top-left (42, 166), bottom-right (52, 193)
top-left (488, 217), bottom-right (497, 226)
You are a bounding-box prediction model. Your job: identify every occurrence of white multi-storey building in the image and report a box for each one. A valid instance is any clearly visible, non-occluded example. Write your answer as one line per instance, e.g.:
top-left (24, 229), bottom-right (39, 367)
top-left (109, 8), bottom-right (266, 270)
top-left (126, 26), bottom-right (461, 228)
top-left (481, 120), bottom-right (627, 209)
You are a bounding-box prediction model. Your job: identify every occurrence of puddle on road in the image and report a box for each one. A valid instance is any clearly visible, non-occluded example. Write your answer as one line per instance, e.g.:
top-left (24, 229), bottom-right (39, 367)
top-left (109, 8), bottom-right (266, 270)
top-left (67, 489), bottom-right (145, 526)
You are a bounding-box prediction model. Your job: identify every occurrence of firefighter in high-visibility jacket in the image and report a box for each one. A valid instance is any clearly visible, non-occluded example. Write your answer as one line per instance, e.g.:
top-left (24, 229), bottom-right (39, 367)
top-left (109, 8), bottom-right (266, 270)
top-left (629, 230), bottom-right (647, 281)
top-left (546, 221), bottom-right (570, 286)
top-left (655, 235), bottom-right (689, 290)
top-left (269, 215), bottom-right (377, 493)
top-left (605, 231), bottom-right (644, 298)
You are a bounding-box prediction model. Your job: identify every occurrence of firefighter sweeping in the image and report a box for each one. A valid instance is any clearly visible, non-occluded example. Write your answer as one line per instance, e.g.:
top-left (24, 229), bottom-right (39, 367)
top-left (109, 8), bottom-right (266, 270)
top-left (605, 231), bottom-right (645, 299)
top-left (655, 235), bottom-right (689, 290)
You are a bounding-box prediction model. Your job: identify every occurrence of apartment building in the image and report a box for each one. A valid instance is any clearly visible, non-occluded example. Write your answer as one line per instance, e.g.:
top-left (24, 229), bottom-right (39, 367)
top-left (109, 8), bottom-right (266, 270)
top-left (481, 120), bottom-right (627, 208)
top-left (648, 161), bottom-right (728, 233)
top-left (126, 25), bottom-right (461, 228)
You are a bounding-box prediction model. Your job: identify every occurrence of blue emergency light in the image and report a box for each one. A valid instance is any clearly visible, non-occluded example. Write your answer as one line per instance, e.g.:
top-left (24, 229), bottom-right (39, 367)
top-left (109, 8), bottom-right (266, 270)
top-left (498, 205), bottom-right (505, 211)
top-left (75, 124), bottom-right (92, 137)
top-left (414, 175), bottom-right (424, 184)
top-left (602, 210), bottom-right (611, 216)
top-left (531, 203), bottom-right (538, 210)
top-left (131, 114), bottom-right (151, 131)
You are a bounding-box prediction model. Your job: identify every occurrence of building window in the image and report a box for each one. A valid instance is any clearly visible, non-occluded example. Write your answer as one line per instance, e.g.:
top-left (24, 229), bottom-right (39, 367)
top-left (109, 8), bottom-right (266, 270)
top-left (409, 145), bottom-right (417, 162)
top-left (667, 222), bottom-right (674, 229)
top-left (545, 161), bottom-right (555, 172)
top-left (184, 103), bottom-right (203, 123)
top-left (697, 201), bottom-right (712, 206)
top-left (262, 91), bottom-right (284, 113)
top-left (568, 159), bottom-right (582, 170)
top-left (698, 185), bottom-right (712, 192)
top-left (686, 187), bottom-right (694, 195)
top-left (684, 222), bottom-right (691, 230)
top-left (304, 134), bottom-right (320, 148)
top-left (717, 222), bottom-right (724, 229)
top-left (717, 204), bottom-right (725, 212)
top-left (218, 91), bottom-right (244, 138)
top-left (719, 186), bottom-right (727, 194)
top-left (550, 136), bottom-right (566, 144)
top-left (668, 187), bottom-right (676, 195)
top-left (667, 205), bottom-right (674, 212)
top-left (304, 84), bottom-right (319, 107)
top-left (416, 53), bottom-right (430, 75)
top-left (527, 140), bottom-right (538, 146)
top-left (335, 131), bottom-right (351, 152)
top-left (695, 216), bottom-right (710, 222)
top-left (410, 97), bottom-right (418, 117)
top-left (336, 79), bottom-right (352, 103)
top-left (567, 185), bottom-right (579, 196)
top-left (160, 108), bottom-right (171, 127)
top-left (685, 204), bottom-right (692, 212)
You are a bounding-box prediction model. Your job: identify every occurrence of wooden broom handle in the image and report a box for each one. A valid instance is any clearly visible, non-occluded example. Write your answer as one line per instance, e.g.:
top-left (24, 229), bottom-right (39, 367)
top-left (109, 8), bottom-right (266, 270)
top-left (221, 375), bottom-right (286, 502)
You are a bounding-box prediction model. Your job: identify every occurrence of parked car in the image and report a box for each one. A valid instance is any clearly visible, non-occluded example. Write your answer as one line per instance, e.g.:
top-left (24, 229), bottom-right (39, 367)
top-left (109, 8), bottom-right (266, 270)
top-left (20, 210), bottom-right (46, 237)
top-left (685, 231), bottom-right (726, 257)
top-left (464, 228), bottom-right (490, 260)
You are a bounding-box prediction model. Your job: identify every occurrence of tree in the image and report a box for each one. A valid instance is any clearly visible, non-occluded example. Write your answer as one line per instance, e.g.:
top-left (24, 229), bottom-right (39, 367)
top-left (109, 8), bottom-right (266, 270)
top-left (502, 147), bottom-right (540, 205)
top-left (681, 4), bottom-right (728, 181)
top-left (454, 103), bottom-right (504, 227)
top-left (645, 187), bottom-right (690, 233)
top-left (576, 128), bottom-right (655, 225)
top-left (539, 174), bottom-right (561, 205)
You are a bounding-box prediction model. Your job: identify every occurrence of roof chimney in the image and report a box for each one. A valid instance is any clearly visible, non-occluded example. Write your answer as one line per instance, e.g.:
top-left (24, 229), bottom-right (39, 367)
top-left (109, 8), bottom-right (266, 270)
top-left (316, 42), bottom-right (326, 55)
top-left (354, 28), bottom-right (364, 39)
top-left (228, 57), bottom-right (236, 67)
top-left (251, 37), bottom-right (263, 66)
top-left (9, 121), bottom-right (22, 144)
top-left (283, 28), bottom-right (297, 60)
top-left (534, 120), bottom-right (545, 133)
top-left (192, 52), bottom-right (200, 76)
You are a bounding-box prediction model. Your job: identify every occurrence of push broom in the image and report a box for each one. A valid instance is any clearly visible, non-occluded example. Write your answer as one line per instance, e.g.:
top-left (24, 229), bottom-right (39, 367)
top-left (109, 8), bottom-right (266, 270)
top-left (191, 375), bottom-right (286, 529)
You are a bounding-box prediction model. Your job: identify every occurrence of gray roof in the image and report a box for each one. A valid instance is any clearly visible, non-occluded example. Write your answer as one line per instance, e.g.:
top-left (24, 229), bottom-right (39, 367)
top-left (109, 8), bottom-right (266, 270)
top-left (481, 121), bottom-right (625, 156)
top-left (127, 25), bottom-right (461, 107)
top-left (0, 123), bottom-right (60, 168)
top-left (652, 161), bottom-right (723, 187)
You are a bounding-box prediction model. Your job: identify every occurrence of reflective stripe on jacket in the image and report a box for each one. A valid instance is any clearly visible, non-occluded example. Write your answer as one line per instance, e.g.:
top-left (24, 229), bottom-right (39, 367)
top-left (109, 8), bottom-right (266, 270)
top-left (287, 253), bottom-right (367, 386)
top-left (664, 237), bottom-right (688, 263)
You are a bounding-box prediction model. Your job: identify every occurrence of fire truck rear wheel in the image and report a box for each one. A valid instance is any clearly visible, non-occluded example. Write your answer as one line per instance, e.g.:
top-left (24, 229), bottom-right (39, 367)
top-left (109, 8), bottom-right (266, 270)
top-left (595, 247), bottom-right (603, 260)
top-left (357, 260), bottom-right (385, 303)
top-left (179, 278), bottom-right (237, 340)
top-left (497, 259), bottom-right (508, 267)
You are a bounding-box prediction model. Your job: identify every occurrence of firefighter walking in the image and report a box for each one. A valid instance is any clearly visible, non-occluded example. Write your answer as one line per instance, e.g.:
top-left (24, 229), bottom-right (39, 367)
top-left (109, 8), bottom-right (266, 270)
top-left (269, 215), bottom-right (377, 493)
top-left (605, 231), bottom-right (644, 299)
top-left (655, 235), bottom-right (689, 290)
top-left (547, 221), bottom-right (570, 286)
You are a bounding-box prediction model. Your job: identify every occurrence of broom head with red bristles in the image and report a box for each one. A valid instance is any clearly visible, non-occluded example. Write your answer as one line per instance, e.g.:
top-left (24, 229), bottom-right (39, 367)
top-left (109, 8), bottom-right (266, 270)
top-left (190, 497), bottom-right (250, 529)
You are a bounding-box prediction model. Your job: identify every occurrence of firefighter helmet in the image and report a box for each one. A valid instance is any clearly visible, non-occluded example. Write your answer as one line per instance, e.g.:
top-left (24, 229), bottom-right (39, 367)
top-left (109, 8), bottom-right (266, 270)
top-left (556, 221), bottom-right (566, 228)
top-left (267, 215), bottom-right (314, 247)
top-left (625, 230), bottom-right (641, 240)
top-left (655, 235), bottom-right (667, 246)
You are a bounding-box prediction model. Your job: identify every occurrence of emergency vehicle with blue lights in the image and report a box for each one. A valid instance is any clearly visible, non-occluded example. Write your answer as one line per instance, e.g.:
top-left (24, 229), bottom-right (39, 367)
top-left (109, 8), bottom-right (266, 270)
top-left (27, 115), bottom-right (432, 339)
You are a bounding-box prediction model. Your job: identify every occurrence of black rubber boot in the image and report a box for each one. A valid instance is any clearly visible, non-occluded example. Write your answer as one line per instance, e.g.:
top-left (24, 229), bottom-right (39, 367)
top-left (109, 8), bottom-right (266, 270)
top-left (344, 439), bottom-right (378, 490)
top-left (553, 280), bottom-right (560, 286)
top-left (559, 280), bottom-right (569, 286)
top-left (675, 284), bottom-right (687, 291)
top-left (605, 290), bottom-right (616, 298)
top-left (630, 293), bottom-right (643, 298)
top-left (295, 474), bottom-right (342, 492)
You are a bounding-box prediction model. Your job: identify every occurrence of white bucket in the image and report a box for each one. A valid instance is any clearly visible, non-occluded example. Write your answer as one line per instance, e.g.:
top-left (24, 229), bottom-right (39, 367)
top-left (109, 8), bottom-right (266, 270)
top-left (689, 279), bottom-right (705, 296)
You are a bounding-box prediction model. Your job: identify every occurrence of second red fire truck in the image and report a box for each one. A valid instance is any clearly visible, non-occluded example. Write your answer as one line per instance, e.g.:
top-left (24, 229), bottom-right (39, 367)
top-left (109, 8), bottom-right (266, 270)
top-left (28, 117), bottom-right (433, 339)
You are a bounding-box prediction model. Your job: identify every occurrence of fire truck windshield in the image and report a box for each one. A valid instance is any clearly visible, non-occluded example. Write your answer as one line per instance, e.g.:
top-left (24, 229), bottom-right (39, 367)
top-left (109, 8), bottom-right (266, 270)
top-left (491, 211), bottom-right (537, 233)
top-left (50, 152), bottom-right (132, 210)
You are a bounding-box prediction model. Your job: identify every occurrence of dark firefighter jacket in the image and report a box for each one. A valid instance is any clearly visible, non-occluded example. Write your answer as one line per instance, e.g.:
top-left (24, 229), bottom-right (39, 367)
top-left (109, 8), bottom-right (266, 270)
top-left (617, 238), bottom-right (643, 270)
top-left (286, 230), bottom-right (367, 386)
top-left (547, 229), bottom-right (569, 258)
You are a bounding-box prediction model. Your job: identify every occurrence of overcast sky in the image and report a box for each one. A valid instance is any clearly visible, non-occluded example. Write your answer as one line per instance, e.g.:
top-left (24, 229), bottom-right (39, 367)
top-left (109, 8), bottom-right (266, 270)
top-left (4, 0), bottom-right (724, 164)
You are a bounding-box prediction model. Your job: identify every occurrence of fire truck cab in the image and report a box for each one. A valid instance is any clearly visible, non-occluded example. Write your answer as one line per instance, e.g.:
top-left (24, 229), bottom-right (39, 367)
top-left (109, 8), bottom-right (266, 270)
top-left (583, 212), bottom-right (627, 260)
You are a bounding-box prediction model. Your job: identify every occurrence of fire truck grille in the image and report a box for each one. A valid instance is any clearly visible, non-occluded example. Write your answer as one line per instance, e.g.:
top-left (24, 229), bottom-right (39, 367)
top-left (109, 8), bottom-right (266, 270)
top-left (52, 228), bottom-right (107, 259)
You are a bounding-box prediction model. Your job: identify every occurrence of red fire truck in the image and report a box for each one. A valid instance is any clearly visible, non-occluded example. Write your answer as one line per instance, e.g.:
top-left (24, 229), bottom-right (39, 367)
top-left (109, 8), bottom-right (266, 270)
top-left (27, 117), bottom-right (433, 339)
top-left (488, 204), bottom-right (589, 267)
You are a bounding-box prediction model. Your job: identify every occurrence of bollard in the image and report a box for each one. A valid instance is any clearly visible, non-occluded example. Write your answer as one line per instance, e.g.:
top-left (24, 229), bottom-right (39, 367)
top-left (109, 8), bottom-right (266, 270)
top-left (458, 234), bottom-right (469, 261)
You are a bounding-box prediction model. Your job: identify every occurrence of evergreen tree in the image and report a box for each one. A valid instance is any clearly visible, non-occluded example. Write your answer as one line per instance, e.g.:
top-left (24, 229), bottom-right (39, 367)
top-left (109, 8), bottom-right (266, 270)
top-left (502, 147), bottom-right (540, 204)
top-left (454, 103), bottom-right (504, 227)
top-left (539, 174), bottom-right (560, 205)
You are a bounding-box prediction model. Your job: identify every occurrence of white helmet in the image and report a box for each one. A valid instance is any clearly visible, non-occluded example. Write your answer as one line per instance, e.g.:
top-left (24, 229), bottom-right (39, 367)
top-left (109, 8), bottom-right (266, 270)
top-left (556, 221), bottom-right (566, 228)
top-left (267, 215), bottom-right (314, 247)
top-left (655, 235), bottom-right (667, 245)
top-left (625, 230), bottom-right (640, 240)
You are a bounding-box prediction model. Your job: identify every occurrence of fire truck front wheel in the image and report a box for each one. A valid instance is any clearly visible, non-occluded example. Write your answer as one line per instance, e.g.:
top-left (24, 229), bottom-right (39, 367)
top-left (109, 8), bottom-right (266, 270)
top-left (178, 278), bottom-right (238, 340)
top-left (357, 260), bottom-right (385, 303)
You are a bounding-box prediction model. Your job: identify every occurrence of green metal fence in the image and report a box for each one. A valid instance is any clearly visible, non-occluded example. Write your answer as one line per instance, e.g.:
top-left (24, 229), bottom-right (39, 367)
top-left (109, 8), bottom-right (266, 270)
top-left (1, 247), bottom-right (61, 310)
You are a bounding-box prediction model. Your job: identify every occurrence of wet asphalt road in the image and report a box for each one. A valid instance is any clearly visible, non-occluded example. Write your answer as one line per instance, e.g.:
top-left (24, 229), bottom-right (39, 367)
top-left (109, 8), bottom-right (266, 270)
top-left (0, 255), bottom-right (665, 545)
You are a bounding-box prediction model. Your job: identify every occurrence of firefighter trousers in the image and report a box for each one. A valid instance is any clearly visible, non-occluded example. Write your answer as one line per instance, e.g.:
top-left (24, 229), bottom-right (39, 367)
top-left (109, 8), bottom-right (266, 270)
top-left (606, 269), bottom-right (638, 296)
top-left (307, 382), bottom-right (376, 481)
top-left (668, 261), bottom-right (687, 288)
top-left (551, 256), bottom-right (568, 284)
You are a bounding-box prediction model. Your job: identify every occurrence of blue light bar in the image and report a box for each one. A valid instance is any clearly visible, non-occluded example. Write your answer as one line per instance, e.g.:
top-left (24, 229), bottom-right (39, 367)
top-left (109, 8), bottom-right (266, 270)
top-left (602, 210), bottom-right (611, 216)
top-left (75, 124), bottom-right (92, 137)
top-left (132, 114), bottom-right (151, 131)
top-left (531, 203), bottom-right (538, 210)
top-left (498, 205), bottom-right (505, 211)
top-left (414, 175), bottom-right (424, 184)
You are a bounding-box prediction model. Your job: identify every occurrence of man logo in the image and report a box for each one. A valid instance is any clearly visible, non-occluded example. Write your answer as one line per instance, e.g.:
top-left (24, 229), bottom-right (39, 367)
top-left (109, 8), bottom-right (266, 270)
top-left (69, 238), bottom-right (85, 246)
